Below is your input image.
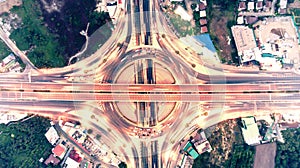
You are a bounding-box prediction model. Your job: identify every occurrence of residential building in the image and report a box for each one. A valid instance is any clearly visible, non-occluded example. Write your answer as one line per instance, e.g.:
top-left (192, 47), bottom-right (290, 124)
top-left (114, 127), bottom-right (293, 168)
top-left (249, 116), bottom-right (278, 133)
top-left (256, 1), bottom-right (263, 10)
top-left (44, 154), bottom-right (60, 166)
top-left (52, 144), bottom-right (67, 159)
top-left (65, 157), bottom-right (80, 168)
top-left (200, 26), bottom-right (208, 33)
top-left (45, 126), bottom-right (60, 146)
top-left (247, 1), bottom-right (255, 11)
top-left (199, 18), bottom-right (207, 25)
top-left (238, 1), bottom-right (246, 11)
top-left (199, 10), bottom-right (206, 18)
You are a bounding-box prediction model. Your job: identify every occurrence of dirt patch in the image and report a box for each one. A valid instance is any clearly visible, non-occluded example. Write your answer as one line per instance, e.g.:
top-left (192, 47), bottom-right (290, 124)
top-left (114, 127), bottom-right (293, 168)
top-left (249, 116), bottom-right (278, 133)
top-left (208, 7), bottom-right (237, 64)
top-left (0, 0), bottom-right (22, 14)
top-left (253, 143), bottom-right (277, 168)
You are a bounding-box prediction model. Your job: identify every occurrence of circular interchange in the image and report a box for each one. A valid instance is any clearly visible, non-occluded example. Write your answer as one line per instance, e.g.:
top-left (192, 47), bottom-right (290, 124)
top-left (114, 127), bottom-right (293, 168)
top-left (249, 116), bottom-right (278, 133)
top-left (100, 47), bottom-right (192, 138)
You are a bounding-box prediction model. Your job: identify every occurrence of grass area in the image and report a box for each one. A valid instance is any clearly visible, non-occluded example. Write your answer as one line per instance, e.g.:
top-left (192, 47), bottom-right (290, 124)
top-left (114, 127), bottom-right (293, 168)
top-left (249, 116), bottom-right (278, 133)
top-left (0, 116), bottom-right (55, 168)
top-left (167, 13), bottom-right (194, 37)
top-left (0, 40), bottom-right (12, 60)
top-left (193, 119), bottom-right (255, 168)
top-left (10, 0), bottom-right (65, 68)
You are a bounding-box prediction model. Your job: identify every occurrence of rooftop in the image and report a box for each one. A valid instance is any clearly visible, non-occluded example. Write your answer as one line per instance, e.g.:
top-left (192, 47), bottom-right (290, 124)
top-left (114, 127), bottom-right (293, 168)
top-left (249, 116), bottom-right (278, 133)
top-left (65, 157), bottom-right (80, 168)
top-left (183, 142), bottom-right (199, 159)
top-left (240, 117), bottom-right (261, 145)
top-left (52, 144), bottom-right (67, 159)
top-left (44, 154), bottom-right (60, 166)
top-left (200, 26), bottom-right (208, 33)
top-left (45, 126), bottom-right (60, 146)
top-left (231, 25), bottom-right (257, 55)
top-left (199, 19), bottom-right (207, 25)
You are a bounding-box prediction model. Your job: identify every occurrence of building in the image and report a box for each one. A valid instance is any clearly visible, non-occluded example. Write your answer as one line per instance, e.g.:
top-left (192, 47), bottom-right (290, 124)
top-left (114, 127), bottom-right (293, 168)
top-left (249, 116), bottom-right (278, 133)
top-left (199, 10), bottom-right (206, 18)
top-left (195, 141), bottom-right (212, 154)
top-left (279, 0), bottom-right (287, 9)
top-left (183, 141), bottom-right (199, 159)
top-left (237, 16), bottom-right (244, 25)
top-left (245, 16), bottom-right (258, 25)
top-left (65, 157), bottom-right (80, 168)
top-left (247, 1), bottom-right (254, 11)
top-left (199, 2), bottom-right (206, 10)
top-left (0, 112), bottom-right (27, 124)
top-left (199, 18), bottom-right (207, 25)
top-left (200, 26), bottom-right (208, 33)
top-left (52, 144), bottom-right (67, 159)
top-left (2, 53), bottom-right (15, 65)
top-left (44, 154), bottom-right (60, 166)
top-left (238, 1), bottom-right (246, 11)
top-left (231, 25), bottom-right (257, 57)
top-left (45, 126), bottom-right (60, 146)
top-left (240, 117), bottom-right (261, 145)
top-left (256, 1), bottom-right (263, 10)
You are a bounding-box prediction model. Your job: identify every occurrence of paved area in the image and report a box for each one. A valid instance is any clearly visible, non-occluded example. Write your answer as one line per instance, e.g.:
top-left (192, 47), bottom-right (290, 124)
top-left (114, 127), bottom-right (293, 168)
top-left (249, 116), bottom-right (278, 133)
top-left (253, 143), bottom-right (277, 168)
top-left (254, 17), bottom-right (300, 64)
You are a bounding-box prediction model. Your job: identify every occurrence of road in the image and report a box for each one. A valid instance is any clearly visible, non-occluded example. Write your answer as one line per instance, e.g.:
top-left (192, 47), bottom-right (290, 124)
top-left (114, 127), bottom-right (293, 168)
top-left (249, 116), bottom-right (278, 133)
top-left (0, 0), bottom-right (300, 167)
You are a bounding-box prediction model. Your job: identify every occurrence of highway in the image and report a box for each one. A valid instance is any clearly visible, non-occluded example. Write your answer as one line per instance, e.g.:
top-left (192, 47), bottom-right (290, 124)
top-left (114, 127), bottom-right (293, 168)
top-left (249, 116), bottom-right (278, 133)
top-left (0, 0), bottom-right (300, 167)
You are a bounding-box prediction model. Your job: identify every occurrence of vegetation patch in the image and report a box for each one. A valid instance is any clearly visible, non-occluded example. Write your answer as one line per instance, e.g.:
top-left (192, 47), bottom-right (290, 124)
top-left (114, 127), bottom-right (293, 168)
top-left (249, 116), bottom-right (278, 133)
top-left (0, 40), bottom-right (12, 60)
top-left (206, 0), bottom-right (239, 64)
top-left (0, 116), bottom-right (54, 167)
top-left (193, 119), bottom-right (255, 168)
top-left (275, 127), bottom-right (300, 168)
top-left (9, 0), bottom-right (111, 68)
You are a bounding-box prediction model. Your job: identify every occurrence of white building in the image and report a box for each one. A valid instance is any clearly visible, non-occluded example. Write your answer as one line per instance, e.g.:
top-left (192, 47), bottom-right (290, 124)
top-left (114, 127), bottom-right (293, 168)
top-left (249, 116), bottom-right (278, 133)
top-left (45, 126), bottom-right (60, 146)
top-left (280, 0), bottom-right (287, 9)
top-left (247, 2), bottom-right (254, 11)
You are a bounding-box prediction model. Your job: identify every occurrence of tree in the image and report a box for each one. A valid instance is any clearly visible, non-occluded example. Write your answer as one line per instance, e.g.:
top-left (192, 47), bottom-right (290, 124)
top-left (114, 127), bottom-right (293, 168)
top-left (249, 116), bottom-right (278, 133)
top-left (87, 129), bottom-right (93, 134)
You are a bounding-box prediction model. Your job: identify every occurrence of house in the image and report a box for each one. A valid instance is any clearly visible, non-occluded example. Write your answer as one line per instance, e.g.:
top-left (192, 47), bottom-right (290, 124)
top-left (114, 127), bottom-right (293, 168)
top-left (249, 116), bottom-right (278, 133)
top-left (238, 1), bottom-right (246, 11)
top-left (247, 1), bottom-right (255, 11)
top-left (199, 18), bottom-right (207, 25)
top-left (245, 16), bottom-right (258, 25)
top-left (195, 141), bottom-right (212, 154)
top-left (256, 1), bottom-right (263, 10)
top-left (200, 26), bottom-right (208, 33)
top-left (200, 10), bottom-right (206, 18)
top-left (279, 0), bottom-right (287, 9)
top-left (237, 16), bottom-right (244, 25)
top-left (45, 126), bottom-right (60, 146)
top-left (65, 157), bottom-right (80, 168)
top-left (52, 144), bottom-right (67, 159)
top-left (44, 154), bottom-right (60, 166)
top-left (265, 0), bottom-right (272, 8)
top-left (199, 2), bottom-right (206, 10)
top-left (2, 54), bottom-right (15, 65)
